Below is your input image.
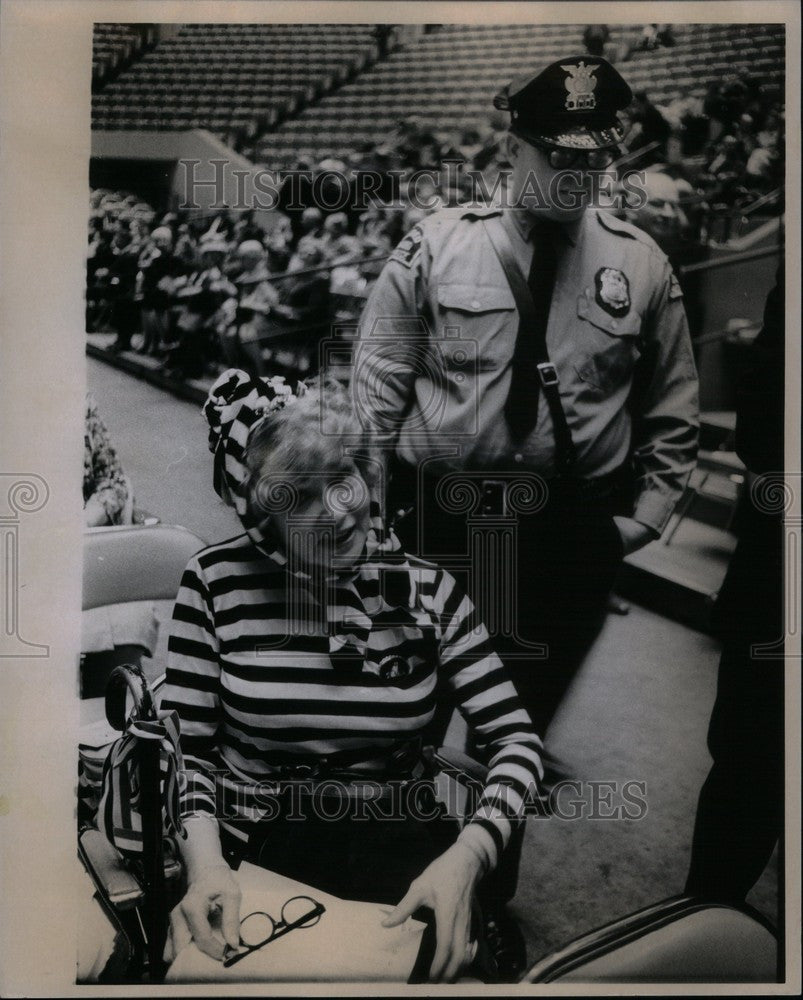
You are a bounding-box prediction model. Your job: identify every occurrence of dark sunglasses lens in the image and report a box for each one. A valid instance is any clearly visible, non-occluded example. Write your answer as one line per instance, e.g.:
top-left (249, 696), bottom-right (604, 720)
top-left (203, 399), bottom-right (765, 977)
top-left (240, 911), bottom-right (275, 947)
top-left (588, 149), bottom-right (617, 168)
top-left (282, 895), bottom-right (322, 928)
top-left (549, 149), bottom-right (576, 169)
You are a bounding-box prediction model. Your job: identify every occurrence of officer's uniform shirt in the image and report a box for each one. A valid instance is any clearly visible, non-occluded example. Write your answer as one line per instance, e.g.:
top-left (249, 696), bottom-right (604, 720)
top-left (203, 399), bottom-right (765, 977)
top-left (356, 205), bottom-right (700, 536)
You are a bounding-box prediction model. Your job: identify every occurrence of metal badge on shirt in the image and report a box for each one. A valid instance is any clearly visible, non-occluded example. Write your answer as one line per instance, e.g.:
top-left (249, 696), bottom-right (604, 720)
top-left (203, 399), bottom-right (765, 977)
top-left (594, 267), bottom-right (631, 317)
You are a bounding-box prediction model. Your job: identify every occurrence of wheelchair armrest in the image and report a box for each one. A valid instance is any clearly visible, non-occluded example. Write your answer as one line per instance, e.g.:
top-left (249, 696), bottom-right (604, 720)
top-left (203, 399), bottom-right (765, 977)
top-left (430, 746), bottom-right (489, 787)
top-left (79, 829), bottom-right (144, 911)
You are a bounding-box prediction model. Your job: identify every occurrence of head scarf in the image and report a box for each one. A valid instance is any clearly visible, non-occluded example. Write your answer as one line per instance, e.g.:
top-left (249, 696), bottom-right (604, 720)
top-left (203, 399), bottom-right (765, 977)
top-left (203, 369), bottom-right (411, 672)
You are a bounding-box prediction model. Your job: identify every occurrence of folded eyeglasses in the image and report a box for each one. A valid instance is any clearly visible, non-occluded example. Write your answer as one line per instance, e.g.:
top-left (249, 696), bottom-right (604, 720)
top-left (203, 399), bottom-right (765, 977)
top-left (223, 894), bottom-right (326, 968)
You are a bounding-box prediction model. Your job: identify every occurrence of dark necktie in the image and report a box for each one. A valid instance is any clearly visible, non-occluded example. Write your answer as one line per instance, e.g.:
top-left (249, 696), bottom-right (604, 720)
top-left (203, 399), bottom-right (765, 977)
top-left (503, 219), bottom-right (561, 442)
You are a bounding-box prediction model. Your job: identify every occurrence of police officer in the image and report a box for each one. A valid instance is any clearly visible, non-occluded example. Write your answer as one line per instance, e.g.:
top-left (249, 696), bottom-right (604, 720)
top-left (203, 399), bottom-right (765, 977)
top-left (356, 53), bottom-right (699, 726)
top-left (354, 57), bottom-right (699, 975)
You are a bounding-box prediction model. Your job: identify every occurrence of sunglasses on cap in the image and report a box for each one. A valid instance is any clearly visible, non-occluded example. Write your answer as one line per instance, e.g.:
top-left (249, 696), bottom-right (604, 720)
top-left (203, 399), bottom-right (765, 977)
top-left (518, 134), bottom-right (621, 170)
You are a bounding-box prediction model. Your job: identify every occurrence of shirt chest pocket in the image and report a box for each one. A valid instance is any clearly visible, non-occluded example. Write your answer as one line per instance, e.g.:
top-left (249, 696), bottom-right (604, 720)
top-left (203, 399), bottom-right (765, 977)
top-left (574, 291), bottom-right (643, 396)
top-left (436, 283), bottom-right (516, 371)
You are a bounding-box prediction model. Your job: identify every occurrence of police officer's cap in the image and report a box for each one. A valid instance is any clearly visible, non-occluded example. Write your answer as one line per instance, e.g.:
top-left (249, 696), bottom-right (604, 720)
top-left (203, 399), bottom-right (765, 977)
top-left (494, 56), bottom-right (632, 150)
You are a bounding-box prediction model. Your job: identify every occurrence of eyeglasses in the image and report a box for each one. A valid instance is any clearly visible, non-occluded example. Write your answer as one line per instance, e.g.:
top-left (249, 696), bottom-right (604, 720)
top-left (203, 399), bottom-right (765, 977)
top-left (521, 135), bottom-right (621, 170)
top-left (222, 895), bottom-right (326, 968)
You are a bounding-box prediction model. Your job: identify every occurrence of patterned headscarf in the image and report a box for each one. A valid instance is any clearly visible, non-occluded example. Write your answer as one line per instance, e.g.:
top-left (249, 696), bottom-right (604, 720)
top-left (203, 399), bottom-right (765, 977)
top-left (203, 369), bottom-right (412, 672)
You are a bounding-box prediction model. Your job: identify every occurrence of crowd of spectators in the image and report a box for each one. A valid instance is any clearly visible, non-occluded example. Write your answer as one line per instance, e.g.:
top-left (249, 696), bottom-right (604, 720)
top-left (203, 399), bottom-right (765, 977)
top-left (87, 189), bottom-right (394, 382)
top-left (624, 74), bottom-right (784, 208)
top-left (87, 30), bottom-right (784, 381)
top-left (86, 115), bottom-right (509, 382)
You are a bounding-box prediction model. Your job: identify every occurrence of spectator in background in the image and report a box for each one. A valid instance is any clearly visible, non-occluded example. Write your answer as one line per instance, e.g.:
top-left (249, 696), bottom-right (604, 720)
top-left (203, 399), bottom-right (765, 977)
top-left (699, 134), bottom-right (748, 206)
top-left (107, 227), bottom-right (141, 352)
top-left (265, 225), bottom-right (293, 274)
top-left (618, 170), bottom-right (706, 337)
top-left (220, 239), bottom-right (279, 377)
top-left (581, 24), bottom-right (633, 64)
top-left (583, 23), bottom-right (610, 56)
top-left (372, 23), bottom-right (396, 59)
top-left (82, 394), bottom-right (158, 697)
top-left (259, 240), bottom-right (330, 382)
top-left (173, 222), bottom-right (198, 269)
top-left (164, 237), bottom-right (236, 380)
top-left (745, 110), bottom-right (783, 192)
top-left (638, 23), bottom-right (676, 50)
top-left (296, 206), bottom-right (325, 255)
top-left (321, 211), bottom-right (353, 259)
top-left (136, 226), bottom-right (177, 356)
top-left (83, 394), bottom-right (130, 528)
top-left (628, 90), bottom-right (672, 165)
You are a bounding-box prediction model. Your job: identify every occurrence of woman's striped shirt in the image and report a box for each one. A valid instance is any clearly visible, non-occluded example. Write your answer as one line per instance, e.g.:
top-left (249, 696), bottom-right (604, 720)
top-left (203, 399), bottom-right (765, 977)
top-left (161, 533), bottom-right (544, 871)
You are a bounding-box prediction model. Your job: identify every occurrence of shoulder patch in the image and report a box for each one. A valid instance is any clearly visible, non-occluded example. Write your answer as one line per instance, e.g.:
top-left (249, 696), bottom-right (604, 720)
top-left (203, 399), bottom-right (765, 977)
top-left (389, 225), bottom-right (423, 269)
top-left (669, 272), bottom-right (684, 300)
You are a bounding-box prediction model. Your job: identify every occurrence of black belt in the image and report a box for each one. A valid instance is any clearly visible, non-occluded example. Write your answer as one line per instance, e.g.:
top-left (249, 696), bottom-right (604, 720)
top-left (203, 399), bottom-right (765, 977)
top-left (260, 737), bottom-right (426, 783)
top-left (390, 459), bottom-right (631, 523)
top-left (475, 464), bottom-right (632, 517)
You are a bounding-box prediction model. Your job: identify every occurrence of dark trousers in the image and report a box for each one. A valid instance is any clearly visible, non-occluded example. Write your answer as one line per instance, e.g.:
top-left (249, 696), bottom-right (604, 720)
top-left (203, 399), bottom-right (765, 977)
top-left (390, 463), bottom-right (631, 735)
top-left (685, 639), bottom-right (784, 905)
top-left (686, 513), bottom-right (784, 908)
top-left (388, 462), bottom-right (631, 906)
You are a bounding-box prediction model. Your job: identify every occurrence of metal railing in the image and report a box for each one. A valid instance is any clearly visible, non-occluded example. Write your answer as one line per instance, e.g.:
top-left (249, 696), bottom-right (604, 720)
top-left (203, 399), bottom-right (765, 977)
top-left (679, 242), bottom-right (783, 276)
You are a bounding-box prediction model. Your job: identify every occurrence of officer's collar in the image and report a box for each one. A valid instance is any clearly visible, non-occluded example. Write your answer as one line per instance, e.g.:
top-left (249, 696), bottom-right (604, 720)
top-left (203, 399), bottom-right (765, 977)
top-left (508, 207), bottom-right (582, 247)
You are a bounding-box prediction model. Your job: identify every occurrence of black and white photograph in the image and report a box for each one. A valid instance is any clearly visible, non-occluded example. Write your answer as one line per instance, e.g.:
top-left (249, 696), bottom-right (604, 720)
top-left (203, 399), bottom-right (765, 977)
top-left (0, 1), bottom-right (800, 994)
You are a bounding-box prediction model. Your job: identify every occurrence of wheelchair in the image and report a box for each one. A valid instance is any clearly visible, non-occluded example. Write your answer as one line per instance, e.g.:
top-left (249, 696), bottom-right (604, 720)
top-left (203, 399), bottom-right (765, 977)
top-left (77, 523), bottom-right (779, 984)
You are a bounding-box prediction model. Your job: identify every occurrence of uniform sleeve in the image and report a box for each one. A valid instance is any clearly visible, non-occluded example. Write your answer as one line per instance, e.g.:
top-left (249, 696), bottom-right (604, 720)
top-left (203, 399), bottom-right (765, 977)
top-left (160, 559), bottom-right (223, 820)
top-left (353, 228), bottom-right (430, 448)
top-left (629, 256), bottom-right (700, 534)
top-left (84, 397), bottom-right (130, 523)
top-left (433, 570), bottom-right (544, 872)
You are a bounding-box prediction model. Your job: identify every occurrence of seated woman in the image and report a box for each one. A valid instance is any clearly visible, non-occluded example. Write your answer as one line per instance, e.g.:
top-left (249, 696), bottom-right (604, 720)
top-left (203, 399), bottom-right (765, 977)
top-left (161, 370), bottom-right (544, 983)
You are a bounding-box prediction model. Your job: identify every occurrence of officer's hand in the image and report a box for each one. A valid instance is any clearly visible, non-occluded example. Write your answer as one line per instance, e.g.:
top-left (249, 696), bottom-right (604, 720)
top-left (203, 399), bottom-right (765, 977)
top-left (613, 515), bottom-right (654, 555)
top-left (381, 842), bottom-right (483, 982)
top-left (164, 863), bottom-right (241, 964)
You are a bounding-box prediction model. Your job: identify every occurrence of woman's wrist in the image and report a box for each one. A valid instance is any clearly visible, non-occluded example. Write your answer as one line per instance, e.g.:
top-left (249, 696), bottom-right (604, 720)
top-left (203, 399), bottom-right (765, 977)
top-left (180, 815), bottom-right (227, 882)
top-left (449, 840), bottom-right (487, 884)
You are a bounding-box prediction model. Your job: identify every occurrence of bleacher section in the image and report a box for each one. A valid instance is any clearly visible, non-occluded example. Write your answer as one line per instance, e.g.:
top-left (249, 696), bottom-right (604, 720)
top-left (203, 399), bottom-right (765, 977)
top-left (91, 24), bottom-right (379, 134)
top-left (92, 24), bottom-right (156, 88)
top-left (261, 22), bottom-right (785, 163)
top-left (92, 22), bottom-right (784, 164)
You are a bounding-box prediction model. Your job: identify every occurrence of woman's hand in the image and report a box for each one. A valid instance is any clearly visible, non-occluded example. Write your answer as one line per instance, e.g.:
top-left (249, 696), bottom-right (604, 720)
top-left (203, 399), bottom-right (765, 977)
top-left (381, 842), bottom-right (484, 982)
top-left (165, 863), bottom-right (241, 963)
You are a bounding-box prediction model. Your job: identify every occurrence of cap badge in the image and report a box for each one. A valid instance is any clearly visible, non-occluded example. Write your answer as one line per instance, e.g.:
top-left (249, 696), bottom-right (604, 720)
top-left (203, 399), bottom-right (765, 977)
top-left (594, 267), bottom-right (631, 317)
top-left (562, 61), bottom-right (598, 112)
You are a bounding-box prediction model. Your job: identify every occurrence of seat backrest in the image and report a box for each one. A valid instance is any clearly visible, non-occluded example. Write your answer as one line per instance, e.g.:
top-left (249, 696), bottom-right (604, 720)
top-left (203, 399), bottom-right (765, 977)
top-left (82, 524), bottom-right (206, 611)
top-left (524, 896), bottom-right (777, 983)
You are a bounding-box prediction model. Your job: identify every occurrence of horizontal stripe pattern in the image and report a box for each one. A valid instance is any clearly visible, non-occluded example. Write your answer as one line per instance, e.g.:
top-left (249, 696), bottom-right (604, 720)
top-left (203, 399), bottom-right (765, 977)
top-left (161, 533), bottom-right (544, 866)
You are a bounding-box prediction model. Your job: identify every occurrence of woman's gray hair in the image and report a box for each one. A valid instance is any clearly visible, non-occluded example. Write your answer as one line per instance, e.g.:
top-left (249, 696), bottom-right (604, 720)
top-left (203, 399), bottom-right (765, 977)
top-left (244, 378), bottom-right (380, 520)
